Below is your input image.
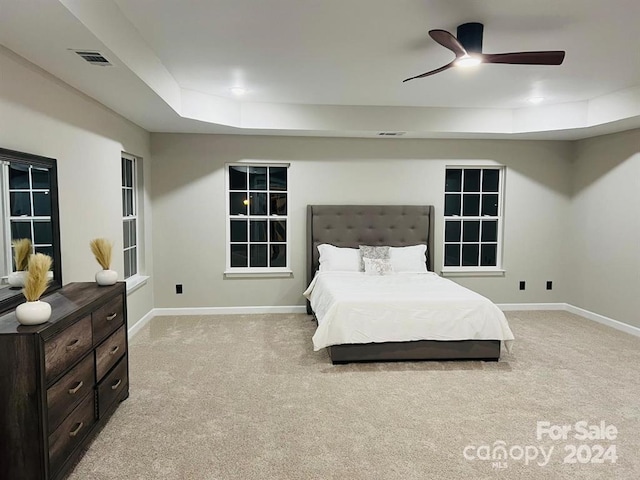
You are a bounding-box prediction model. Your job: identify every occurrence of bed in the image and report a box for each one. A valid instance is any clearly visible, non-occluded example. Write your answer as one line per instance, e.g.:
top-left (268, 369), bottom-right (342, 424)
top-left (305, 205), bottom-right (514, 364)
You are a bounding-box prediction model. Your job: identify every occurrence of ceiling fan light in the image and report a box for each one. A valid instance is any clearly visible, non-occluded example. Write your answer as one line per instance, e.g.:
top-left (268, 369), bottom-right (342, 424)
top-left (455, 54), bottom-right (482, 68)
top-left (229, 86), bottom-right (247, 96)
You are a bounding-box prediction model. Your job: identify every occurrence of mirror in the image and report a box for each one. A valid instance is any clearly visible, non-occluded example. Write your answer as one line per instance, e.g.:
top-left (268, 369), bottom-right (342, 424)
top-left (0, 147), bottom-right (62, 313)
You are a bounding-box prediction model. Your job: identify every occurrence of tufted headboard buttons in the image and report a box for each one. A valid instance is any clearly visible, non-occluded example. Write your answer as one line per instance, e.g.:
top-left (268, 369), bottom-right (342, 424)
top-left (306, 205), bottom-right (435, 307)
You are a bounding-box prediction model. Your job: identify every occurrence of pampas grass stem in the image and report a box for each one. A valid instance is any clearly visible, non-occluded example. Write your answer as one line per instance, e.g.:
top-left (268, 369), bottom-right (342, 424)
top-left (13, 238), bottom-right (32, 271)
top-left (23, 253), bottom-right (52, 302)
top-left (90, 238), bottom-right (113, 270)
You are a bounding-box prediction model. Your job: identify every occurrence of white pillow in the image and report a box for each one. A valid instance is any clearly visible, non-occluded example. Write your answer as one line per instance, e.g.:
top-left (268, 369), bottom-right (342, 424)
top-left (364, 257), bottom-right (394, 276)
top-left (389, 245), bottom-right (428, 273)
top-left (317, 244), bottom-right (361, 272)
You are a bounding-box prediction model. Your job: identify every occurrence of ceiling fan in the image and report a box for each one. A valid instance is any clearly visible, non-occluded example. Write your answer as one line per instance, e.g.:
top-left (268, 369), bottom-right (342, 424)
top-left (403, 22), bottom-right (565, 82)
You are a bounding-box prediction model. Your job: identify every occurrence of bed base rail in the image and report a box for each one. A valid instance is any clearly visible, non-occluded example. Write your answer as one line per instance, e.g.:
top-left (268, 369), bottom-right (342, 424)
top-left (327, 340), bottom-right (500, 364)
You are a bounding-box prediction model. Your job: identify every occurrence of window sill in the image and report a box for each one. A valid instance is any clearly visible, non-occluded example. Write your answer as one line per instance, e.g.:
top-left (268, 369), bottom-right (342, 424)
top-left (126, 275), bottom-right (149, 294)
top-left (224, 268), bottom-right (293, 279)
top-left (1, 270), bottom-right (55, 285)
top-left (440, 268), bottom-right (505, 278)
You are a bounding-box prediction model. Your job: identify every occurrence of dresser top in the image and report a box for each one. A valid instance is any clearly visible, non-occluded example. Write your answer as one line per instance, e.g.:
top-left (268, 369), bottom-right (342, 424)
top-left (0, 282), bottom-right (125, 336)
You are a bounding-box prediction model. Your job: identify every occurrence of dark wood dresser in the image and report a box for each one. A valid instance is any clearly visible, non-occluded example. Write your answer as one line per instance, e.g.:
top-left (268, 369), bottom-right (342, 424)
top-left (0, 282), bottom-right (129, 480)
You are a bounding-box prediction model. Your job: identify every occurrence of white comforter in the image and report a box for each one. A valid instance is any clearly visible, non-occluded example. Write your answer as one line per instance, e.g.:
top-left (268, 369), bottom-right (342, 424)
top-left (304, 272), bottom-right (514, 352)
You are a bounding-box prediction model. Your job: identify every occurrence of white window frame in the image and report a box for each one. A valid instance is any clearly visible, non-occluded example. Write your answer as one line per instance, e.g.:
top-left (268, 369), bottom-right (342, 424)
top-left (122, 153), bottom-right (139, 282)
top-left (441, 166), bottom-right (505, 277)
top-left (0, 162), bottom-right (9, 278)
top-left (1, 162), bottom-right (53, 277)
top-left (224, 161), bottom-right (292, 278)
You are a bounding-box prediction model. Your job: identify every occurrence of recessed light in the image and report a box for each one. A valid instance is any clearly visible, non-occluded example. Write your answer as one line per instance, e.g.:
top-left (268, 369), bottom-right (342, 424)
top-left (528, 96), bottom-right (544, 104)
top-left (229, 87), bottom-right (247, 96)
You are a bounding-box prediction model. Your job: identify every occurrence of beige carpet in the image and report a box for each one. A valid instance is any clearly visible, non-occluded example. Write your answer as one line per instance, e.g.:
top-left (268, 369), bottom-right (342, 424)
top-left (68, 311), bottom-right (640, 480)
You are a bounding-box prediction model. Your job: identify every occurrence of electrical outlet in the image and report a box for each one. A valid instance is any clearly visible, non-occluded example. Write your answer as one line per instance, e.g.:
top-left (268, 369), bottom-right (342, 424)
top-left (175, 284), bottom-right (183, 294)
top-left (519, 281), bottom-right (526, 291)
top-left (546, 281), bottom-right (553, 290)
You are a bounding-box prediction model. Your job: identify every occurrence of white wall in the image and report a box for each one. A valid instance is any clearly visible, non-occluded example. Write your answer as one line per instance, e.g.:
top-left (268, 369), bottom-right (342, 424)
top-left (568, 129), bottom-right (640, 328)
top-left (151, 133), bottom-right (573, 308)
top-left (0, 46), bottom-right (154, 327)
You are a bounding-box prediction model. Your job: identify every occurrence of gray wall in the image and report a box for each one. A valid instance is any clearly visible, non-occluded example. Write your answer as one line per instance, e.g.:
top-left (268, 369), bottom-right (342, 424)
top-left (567, 129), bottom-right (640, 328)
top-left (0, 46), bottom-right (154, 327)
top-left (151, 133), bottom-right (573, 308)
top-left (7, 40), bottom-right (638, 330)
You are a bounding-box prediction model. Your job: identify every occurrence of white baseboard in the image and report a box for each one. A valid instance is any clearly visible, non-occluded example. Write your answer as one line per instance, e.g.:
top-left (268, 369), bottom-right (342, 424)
top-left (498, 302), bottom-right (640, 338)
top-left (128, 308), bottom-right (155, 339)
top-left (564, 304), bottom-right (640, 338)
top-left (152, 305), bottom-right (307, 316)
top-left (129, 303), bottom-right (640, 339)
top-left (497, 303), bottom-right (567, 311)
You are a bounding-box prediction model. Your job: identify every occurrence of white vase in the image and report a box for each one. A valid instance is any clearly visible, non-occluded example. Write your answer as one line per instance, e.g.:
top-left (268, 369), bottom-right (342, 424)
top-left (16, 300), bottom-right (52, 325)
top-left (95, 269), bottom-right (118, 286)
top-left (8, 271), bottom-right (28, 288)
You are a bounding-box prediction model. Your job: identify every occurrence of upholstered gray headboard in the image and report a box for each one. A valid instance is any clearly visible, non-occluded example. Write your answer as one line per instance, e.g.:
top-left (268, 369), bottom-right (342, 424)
top-left (306, 205), bottom-right (435, 292)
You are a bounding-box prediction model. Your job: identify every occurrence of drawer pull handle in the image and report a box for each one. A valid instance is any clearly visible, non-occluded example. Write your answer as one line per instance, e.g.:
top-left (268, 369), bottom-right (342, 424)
top-left (109, 345), bottom-right (120, 355)
top-left (106, 313), bottom-right (118, 321)
top-left (69, 422), bottom-right (84, 437)
top-left (68, 381), bottom-right (84, 395)
top-left (66, 339), bottom-right (80, 351)
top-left (111, 379), bottom-right (122, 390)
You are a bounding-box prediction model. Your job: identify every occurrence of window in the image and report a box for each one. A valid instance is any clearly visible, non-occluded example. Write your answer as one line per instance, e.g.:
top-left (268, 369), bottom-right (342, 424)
top-left (122, 154), bottom-right (138, 279)
top-left (6, 162), bottom-right (54, 263)
top-left (226, 164), bottom-right (289, 274)
top-left (443, 167), bottom-right (503, 270)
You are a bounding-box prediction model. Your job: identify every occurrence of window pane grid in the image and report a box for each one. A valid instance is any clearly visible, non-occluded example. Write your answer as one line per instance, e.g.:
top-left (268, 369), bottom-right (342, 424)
top-left (8, 165), bottom-right (53, 270)
top-left (227, 165), bottom-right (288, 269)
top-left (122, 156), bottom-right (138, 279)
top-left (443, 167), bottom-right (502, 268)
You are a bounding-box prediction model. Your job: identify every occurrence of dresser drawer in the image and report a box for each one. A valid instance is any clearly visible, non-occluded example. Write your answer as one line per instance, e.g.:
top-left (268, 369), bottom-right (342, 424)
top-left (47, 353), bottom-right (94, 435)
top-left (95, 325), bottom-right (127, 381)
top-left (92, 295), bottom-right (124, 344)
top-left (44, 315), bottom-right (93, 384)
top-left (97, 354), bottom-right (128, 419)
top-left (48, 392), bottom-right (95, 475)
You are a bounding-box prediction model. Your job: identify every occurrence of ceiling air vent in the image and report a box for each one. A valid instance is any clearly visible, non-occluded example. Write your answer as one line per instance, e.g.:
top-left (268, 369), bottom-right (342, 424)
top-left (377, 132), bottom-right (406, 136)
top-left (73, 50), bottom-right (113, 66)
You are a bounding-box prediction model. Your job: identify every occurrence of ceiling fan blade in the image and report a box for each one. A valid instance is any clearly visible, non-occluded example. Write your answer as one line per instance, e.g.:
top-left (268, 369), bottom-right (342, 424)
top-left (483, 51), bottom-right (565, 65)
top-left (429, 29), bottom-right (467, 57)
top-left (403, 61), bottom-right (455, 82)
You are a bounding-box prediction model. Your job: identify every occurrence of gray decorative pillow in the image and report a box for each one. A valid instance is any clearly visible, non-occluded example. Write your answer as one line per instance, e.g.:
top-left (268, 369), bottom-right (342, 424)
top-left (364, 257), bottom-right (394, 275)
top-left (359, 245), bottom-right (390, 271)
